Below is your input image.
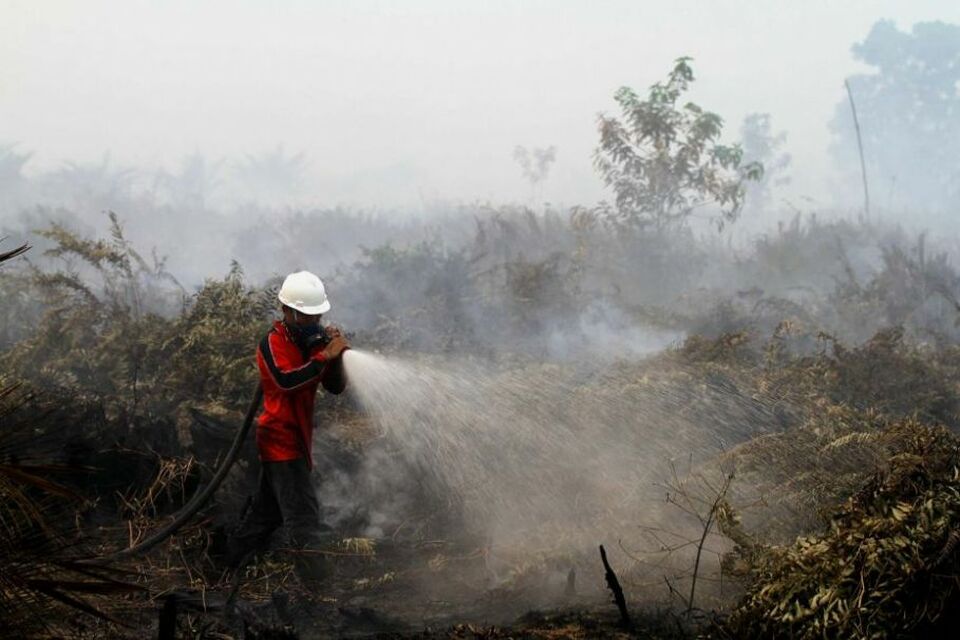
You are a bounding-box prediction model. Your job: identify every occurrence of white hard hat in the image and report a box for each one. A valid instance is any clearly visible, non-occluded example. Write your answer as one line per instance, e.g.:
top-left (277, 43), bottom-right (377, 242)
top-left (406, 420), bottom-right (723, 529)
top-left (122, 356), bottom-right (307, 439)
top-left (278, 271), bottom-right (331, 315)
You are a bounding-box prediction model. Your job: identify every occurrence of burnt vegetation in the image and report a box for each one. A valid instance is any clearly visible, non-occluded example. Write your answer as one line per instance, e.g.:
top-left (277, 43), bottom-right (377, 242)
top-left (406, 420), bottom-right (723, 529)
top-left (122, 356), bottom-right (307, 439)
top-left (3, 52), bottom-right (960, 639)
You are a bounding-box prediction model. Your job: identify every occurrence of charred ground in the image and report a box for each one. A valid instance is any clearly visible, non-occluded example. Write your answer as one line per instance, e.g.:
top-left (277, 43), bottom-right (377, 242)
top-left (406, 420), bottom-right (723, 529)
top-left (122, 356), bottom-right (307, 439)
top-left (3, 202), bottom-right (960, 638)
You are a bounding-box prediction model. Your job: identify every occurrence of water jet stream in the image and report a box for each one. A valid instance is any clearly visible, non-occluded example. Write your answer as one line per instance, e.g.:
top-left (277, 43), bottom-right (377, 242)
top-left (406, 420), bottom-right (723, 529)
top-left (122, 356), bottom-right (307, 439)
top-left (340, 349), bottom-right (782, 554)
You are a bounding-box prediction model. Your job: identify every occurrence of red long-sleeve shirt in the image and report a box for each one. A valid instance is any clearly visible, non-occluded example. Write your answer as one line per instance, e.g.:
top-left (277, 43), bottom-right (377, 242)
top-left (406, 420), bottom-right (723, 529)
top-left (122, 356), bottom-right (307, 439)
top-left (255, 320), bottom-right (345, 466)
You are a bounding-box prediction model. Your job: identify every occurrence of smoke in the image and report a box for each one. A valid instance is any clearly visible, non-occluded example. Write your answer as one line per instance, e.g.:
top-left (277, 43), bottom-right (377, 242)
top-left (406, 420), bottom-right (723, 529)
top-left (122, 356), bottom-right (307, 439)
top-left (334, 349), bottom-right (786, 560)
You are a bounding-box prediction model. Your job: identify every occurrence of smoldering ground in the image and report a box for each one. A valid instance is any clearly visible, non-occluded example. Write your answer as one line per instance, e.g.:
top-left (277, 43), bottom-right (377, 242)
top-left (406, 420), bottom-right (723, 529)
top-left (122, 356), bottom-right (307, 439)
top-left (305, 344), bottom-right (799, 612)
top-left (3, 8), bottom-right (960, 636)
top-left (4, 194), bottom-right (959, 627)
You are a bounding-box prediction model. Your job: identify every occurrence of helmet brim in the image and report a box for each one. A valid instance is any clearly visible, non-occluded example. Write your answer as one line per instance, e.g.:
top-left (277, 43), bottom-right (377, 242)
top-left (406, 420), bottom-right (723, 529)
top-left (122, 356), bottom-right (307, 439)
top-left (286, 300), bottom-right (330, 315)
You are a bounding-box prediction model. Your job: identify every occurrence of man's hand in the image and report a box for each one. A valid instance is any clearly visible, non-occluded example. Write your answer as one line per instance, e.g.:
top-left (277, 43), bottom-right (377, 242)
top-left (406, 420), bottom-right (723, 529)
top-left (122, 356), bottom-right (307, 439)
top-left (321, 335), bottom-right (350, 361)
top-left (325, 325), bottom-right (343, 338)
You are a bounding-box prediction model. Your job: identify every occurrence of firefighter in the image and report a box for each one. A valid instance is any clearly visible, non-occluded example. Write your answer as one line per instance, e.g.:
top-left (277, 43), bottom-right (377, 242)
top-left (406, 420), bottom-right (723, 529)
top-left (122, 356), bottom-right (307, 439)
top-left (226, 270), bottom-right (350, 579)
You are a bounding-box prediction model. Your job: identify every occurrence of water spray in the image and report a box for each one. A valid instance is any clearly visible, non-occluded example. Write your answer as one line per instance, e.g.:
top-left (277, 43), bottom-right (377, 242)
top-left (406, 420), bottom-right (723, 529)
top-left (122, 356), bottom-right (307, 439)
top-left (338, 348), bottom-right (781, 554)
top-left (89, 336), bottom-right (782, 577)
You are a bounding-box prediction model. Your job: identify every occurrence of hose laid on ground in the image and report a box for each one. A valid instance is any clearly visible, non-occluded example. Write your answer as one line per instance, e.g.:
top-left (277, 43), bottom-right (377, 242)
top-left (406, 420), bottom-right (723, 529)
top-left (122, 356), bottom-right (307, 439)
top-left (90, 384), bottom-right (264, 563)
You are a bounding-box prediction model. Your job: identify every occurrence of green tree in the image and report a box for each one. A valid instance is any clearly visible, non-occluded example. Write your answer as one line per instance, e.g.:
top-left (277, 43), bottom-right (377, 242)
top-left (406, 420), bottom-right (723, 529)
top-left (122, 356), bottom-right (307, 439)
top-left (594, 57), bottom-right (762, 231)
top-left (740, 113), bottom-right (791, 214)
top-left (830, 20), bottom-right (960, 213)
top-left (513, 144), bottom-right (557, 204)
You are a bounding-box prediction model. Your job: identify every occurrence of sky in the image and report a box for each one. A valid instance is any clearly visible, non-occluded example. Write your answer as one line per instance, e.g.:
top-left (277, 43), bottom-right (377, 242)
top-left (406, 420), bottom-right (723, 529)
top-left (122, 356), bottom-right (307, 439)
top-left (2, 0), bottom-right (958, 211)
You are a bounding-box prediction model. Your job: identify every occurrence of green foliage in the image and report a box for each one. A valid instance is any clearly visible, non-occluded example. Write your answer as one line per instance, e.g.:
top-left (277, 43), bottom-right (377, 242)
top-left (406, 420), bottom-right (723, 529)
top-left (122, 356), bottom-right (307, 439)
top-left (5, 216), bottom-right (162, 410)
top-left (594, 57), bottom-right (763, 230)
top-left (830, 20), bottom-right (960, 212)
top-left (161, 262), bottom-right (273, 407)
top-left (2, 221), bottom-right (270, 435)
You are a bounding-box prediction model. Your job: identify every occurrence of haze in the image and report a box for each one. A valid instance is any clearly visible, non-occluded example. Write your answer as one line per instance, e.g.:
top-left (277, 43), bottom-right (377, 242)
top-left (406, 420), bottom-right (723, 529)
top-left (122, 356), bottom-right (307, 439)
top-left (3, 0), bottom-right (958, 212)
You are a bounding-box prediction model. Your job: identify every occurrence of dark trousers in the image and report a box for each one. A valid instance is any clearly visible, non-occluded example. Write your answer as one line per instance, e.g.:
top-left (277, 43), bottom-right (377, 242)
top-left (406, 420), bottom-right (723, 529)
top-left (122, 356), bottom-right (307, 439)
top-left (227, 458), bottom-right (330, 578)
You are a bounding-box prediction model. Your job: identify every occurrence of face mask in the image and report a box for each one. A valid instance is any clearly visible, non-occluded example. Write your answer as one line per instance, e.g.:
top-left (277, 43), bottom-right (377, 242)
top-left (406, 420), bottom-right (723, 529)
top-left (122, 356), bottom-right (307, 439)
top-left (296, 323), bottom-right (323, 339)
top-left (286, 318), bottom-right (329, 350)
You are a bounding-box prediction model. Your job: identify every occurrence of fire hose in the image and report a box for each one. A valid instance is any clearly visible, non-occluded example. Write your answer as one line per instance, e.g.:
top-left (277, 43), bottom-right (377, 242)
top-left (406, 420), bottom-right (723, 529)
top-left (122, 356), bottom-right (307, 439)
top-left (89, 383), bottom-right (264, 563)
top-left (88, 327), bottom-right (344, 564)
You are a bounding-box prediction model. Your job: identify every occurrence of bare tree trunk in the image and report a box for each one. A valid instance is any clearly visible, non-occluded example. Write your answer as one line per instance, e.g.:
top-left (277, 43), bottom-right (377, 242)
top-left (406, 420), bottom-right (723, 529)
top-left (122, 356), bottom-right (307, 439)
top-left (845, 79), bottom-right (870, 221)
top-left (599, 545), bottom-right (631, 628)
